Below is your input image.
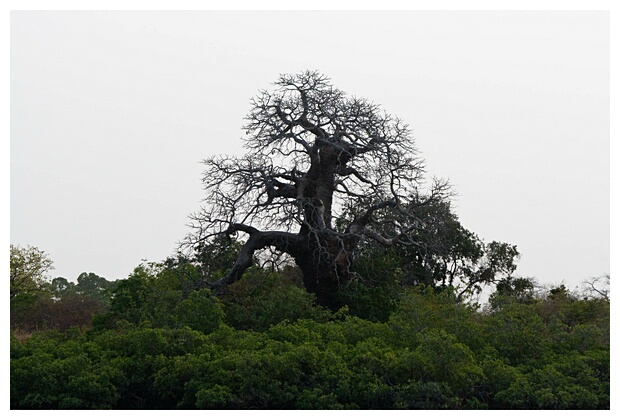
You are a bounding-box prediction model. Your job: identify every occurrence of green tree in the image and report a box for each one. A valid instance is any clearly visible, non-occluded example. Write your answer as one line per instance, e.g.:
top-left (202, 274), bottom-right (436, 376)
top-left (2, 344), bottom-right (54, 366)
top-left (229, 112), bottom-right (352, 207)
top-left (10, 244), bottom-right (54, 300)
top-left (75, 272), bottom-right (115, 302)
top-left (50, 277), bottom-right (74, 299)
top-left (93, 260), bottom-right (226, 332)
top-left (488, 276), bottom-right (537, 309)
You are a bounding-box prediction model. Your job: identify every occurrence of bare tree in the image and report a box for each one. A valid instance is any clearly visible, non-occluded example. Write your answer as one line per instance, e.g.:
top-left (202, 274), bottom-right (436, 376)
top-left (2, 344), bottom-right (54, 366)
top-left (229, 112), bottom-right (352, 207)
top-left (186, 71), bottom-right (451, 307)
top-left (580, 274), bottom-right (610, 301)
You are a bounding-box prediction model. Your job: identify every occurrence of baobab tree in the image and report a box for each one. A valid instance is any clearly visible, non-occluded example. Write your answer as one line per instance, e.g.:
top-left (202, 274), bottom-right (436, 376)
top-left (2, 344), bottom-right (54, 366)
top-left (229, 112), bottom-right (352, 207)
top-left (187, 70), bottom-right (457, 308)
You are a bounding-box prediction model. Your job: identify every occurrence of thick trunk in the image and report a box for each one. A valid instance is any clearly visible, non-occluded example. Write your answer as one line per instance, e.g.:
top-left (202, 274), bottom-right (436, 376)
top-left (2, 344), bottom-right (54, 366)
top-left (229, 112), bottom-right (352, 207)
top-left (300, 143), bottom-right (343, 231)
top-left (295, 256), bottom-right (345, 309)
top-left (294, 234), bottom-right (353, 309)
top-left (295, 144), bottom-right (357, 307)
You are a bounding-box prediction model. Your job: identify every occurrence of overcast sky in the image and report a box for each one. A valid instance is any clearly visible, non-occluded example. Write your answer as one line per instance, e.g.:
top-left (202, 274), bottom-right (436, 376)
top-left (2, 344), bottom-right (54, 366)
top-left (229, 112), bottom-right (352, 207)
top-left (10, 10), bottom-right (609, 291)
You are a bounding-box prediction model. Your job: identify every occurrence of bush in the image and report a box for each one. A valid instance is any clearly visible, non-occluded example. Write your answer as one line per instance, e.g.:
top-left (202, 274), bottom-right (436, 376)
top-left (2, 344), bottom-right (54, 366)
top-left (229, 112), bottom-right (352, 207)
top-left (11, 277), bottom-right (610, 409)
top-left (223, 270), bottom-right (331, 331)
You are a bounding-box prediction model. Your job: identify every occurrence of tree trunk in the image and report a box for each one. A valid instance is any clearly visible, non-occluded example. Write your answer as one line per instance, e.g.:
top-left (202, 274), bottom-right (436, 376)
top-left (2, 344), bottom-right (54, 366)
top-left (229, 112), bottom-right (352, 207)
top-left (293, 234), bottom-right (353, 309)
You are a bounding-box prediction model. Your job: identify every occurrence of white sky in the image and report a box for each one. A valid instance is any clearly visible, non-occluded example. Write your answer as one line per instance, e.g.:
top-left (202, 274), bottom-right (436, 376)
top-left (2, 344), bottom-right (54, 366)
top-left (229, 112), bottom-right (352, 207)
top-left (9, 9), bottom-right (610, 292)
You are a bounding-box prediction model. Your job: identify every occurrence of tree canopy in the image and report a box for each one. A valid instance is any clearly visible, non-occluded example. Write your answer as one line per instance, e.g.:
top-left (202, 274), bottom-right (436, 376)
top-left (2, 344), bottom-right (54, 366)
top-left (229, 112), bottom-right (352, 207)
top-left (10, 244), bottom-right (54, 300)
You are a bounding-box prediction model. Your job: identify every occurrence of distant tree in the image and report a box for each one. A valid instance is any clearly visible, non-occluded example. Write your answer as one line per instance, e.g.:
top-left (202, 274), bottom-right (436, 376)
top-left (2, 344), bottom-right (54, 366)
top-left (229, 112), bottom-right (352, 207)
top-left (12, 271), bottom-right (114, 333)
top-left (487, 276), bottom-right (537, 309)
top-left (580, 274), bottom-right (610, 301)
top-left (10, 244), bottom-right (54, 300)
top-left (74, 272), bottom-right (115, 303)
top-left (50, 277), bottom-right (74, 298)
top-left (11, 293), bottom-right (107, 332)
top-left (184, 71), bottom-right (485, 308)
top-left (93, 261), bottom-right (224, 332)
top-left (96, 267), bottom-right (152, 327)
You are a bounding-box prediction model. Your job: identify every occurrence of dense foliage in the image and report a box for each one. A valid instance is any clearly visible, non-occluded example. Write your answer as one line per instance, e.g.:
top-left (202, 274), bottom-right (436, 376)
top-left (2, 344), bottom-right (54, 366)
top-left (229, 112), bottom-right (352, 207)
top-left (9, 72), bottom-right (609, 409)
top-left (10, 256), bottom-right (610, 409)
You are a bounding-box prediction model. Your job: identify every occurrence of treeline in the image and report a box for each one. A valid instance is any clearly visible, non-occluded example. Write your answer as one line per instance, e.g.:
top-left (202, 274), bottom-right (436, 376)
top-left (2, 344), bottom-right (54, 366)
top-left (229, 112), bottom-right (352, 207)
top-left (10, 251), bottom-right (610, 409)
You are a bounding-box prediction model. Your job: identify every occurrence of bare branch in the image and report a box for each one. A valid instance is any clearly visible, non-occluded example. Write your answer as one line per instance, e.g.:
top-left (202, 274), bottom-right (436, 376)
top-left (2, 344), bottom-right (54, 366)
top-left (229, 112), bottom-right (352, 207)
top-left (184, 70), bottom-right (460, 306)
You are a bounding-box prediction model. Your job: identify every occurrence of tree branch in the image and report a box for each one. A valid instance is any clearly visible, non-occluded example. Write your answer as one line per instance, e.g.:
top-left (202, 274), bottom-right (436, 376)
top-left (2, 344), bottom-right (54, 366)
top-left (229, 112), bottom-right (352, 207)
top-left (347, 200), bottom-right (397, 234)
top-left (206, 227), bottom-right (302, 293)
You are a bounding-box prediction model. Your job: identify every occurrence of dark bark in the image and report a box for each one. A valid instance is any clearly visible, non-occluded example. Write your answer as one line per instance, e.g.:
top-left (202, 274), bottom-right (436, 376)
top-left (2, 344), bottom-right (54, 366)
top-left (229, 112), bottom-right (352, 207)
top-left (293, 232), bottom-right (354, 309)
